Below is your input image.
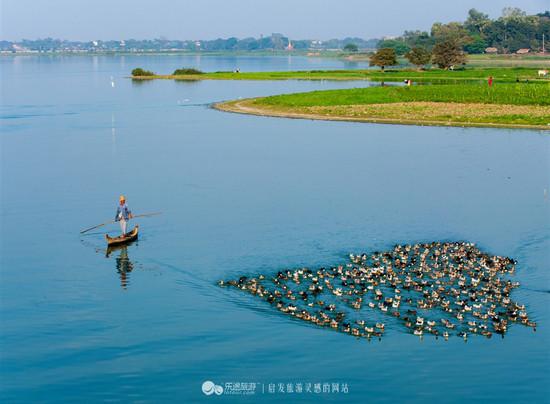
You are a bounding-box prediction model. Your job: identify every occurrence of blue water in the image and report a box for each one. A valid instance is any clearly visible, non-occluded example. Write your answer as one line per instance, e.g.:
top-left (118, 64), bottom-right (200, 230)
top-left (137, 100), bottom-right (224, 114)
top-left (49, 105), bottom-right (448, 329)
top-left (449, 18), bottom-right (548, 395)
top-left (1, 55), bottom-right (549, 403)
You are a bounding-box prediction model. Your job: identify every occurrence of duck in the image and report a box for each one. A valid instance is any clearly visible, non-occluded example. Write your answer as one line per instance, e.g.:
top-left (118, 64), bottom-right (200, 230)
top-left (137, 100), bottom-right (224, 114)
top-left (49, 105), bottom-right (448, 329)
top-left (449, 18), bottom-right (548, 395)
top-left (222, 241), bottom-right (529, 341)
top-left (444, 321), bottom-right (455, 329)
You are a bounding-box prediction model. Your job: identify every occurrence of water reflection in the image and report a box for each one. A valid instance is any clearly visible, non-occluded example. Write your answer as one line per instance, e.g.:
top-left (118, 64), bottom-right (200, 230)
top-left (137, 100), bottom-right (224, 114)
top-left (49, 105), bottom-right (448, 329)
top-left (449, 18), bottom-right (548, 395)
top-left (130, 78), bottom-right (154, 86)
top-left (106, 245), bottom-right (135, 289)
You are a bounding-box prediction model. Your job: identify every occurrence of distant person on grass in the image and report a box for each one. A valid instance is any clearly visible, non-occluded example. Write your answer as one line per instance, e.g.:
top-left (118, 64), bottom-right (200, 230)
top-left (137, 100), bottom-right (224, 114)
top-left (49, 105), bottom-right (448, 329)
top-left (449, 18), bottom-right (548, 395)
top-left (115, 195), bottom-right (133, 236)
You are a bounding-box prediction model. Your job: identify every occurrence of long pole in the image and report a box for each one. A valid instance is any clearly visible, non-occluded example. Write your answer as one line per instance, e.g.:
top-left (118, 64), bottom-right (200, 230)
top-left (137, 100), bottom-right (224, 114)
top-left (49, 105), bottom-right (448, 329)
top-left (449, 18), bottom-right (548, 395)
top-left (80, 212), bottom-right (162, 234)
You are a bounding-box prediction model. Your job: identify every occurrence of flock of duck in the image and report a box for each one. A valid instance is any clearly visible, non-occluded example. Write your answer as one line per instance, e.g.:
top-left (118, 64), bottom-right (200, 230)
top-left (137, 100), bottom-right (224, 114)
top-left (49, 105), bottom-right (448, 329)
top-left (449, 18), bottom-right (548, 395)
top-left (219, 242), bottom-right (536, 340)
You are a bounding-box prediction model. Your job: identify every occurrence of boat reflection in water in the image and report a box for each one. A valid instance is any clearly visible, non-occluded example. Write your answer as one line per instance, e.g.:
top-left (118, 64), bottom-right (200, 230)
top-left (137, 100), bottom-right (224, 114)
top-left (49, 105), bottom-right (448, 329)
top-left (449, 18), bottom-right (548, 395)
top-left (106, 244), bottom-right (135, 289)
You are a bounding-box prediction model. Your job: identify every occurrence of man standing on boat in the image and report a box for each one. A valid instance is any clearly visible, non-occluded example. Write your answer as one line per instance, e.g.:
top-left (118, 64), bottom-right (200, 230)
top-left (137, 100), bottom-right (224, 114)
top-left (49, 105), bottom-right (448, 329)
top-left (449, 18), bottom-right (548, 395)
top-left (115, 195), bottom-right (133, 236)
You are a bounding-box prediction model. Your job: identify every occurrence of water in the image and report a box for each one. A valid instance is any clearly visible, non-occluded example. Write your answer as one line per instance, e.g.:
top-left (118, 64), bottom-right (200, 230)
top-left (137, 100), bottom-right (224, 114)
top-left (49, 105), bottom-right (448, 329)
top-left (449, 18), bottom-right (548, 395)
top-left (1, 55), bottom-right (549, 403)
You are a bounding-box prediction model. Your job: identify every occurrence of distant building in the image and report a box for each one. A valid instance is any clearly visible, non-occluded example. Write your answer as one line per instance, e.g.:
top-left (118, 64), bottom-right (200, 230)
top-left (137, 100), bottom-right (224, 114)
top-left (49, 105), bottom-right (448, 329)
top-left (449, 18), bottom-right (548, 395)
top-left (12, 44), bottom-right (32, 52)
top-left (285, 39), bottom-right (294, 51)
top-left (516, 48), bottom-right (530, 54)
top-left (485, 47), bottom-right (498, 54)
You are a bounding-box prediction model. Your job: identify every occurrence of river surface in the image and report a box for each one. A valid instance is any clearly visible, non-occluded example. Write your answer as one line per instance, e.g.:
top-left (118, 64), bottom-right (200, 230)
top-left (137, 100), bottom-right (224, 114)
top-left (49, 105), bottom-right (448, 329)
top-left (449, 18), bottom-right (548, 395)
top-left (1, 55), bottom-right (549, 403)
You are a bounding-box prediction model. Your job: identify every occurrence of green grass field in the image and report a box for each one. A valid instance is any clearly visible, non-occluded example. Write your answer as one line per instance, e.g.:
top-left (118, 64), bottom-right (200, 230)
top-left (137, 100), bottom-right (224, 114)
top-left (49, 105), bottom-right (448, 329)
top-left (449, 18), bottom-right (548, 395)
top-left (133, 67), bottom-right (549, 83)
top-left (256, 83), bottom-right (550, 107)
top-left (216, 83), bottom-right (550, 129)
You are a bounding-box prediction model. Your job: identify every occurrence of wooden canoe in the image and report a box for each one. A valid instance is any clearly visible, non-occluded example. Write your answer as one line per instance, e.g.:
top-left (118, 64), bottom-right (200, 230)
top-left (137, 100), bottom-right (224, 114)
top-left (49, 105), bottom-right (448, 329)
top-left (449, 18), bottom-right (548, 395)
top-left (105, 225), bottom-right (139, 247)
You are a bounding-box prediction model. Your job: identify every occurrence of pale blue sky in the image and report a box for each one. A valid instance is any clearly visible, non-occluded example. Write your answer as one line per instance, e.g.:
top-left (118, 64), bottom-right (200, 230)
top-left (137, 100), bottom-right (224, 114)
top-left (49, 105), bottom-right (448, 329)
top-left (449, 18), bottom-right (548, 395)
top-left (1, 0), bottom-right (548, 41)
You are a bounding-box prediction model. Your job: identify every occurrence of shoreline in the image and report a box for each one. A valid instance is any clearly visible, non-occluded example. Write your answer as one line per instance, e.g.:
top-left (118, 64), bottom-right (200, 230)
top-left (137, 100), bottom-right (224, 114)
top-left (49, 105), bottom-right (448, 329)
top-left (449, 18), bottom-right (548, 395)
top-left (214, 98), bottom-right (550, 131)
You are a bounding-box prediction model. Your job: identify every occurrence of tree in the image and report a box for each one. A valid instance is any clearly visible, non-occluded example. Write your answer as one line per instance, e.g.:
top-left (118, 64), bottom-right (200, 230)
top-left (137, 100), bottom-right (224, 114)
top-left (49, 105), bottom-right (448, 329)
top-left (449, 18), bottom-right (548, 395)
top-left (405, 47), bottom-right (431, 68)
top-left (402, 30), bottom-right (434, 49)
top-left (464, 9), bottom-right (490, 35)
top-left (502, 7), bottom-right (526, 20)
top-left (488, 13), bottom-right (541, 52)
top-left (343, 43), bottom-right (358, 52)
top-left (369, 48), bottom-right (397, 70)
top-left (464, 35), bottom-right (488, 54)
top-left (377, 39), bottom-right (410, 55)
top-left (431, 40), bottom-right (466, 69)
top-left (431, 22), bottom-right (473, 46)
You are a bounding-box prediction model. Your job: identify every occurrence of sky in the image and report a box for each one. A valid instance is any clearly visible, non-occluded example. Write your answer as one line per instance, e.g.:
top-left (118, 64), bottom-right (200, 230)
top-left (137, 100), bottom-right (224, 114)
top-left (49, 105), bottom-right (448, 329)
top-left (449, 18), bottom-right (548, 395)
top-left (1, 0), bottom-right (548, 41)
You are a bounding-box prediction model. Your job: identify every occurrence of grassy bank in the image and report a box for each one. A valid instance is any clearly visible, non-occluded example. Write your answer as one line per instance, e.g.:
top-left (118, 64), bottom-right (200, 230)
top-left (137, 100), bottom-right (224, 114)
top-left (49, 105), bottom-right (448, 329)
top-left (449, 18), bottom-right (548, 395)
top-left (215, 84), bottom-right (550, 129)
top-left (463, 54), bottom-right (550, 67)
top-left (132, 67), bottom-right (549, 83)
top-left (257, 83), bottom-right (550, 106)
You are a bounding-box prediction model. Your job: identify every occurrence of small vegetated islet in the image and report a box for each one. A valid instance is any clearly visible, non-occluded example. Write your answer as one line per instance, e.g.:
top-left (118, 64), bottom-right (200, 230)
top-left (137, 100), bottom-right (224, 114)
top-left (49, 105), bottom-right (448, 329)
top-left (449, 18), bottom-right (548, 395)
top-left (172, 68), bottom-right (204, 75)
top-left (131, 68), bottom-right (155, 76)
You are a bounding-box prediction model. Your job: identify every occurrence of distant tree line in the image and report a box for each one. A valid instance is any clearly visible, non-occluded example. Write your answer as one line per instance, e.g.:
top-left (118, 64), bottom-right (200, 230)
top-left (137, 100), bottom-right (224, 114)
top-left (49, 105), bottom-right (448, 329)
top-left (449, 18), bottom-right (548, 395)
top-left (377, 8), bottom-right (550, 55)
top-left (1, 35), bottom-right (379, 53)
